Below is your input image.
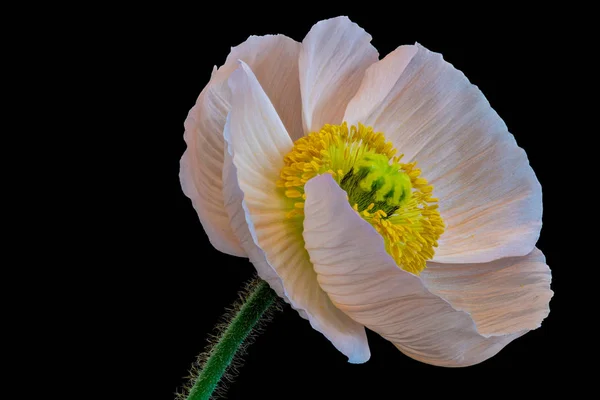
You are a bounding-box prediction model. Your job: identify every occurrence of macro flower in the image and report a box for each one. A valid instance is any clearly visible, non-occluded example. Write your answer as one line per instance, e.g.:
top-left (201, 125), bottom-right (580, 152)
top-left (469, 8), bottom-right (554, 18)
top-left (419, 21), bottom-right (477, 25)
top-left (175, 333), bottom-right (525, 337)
top-left (180, 16), bottom-right (552, 367)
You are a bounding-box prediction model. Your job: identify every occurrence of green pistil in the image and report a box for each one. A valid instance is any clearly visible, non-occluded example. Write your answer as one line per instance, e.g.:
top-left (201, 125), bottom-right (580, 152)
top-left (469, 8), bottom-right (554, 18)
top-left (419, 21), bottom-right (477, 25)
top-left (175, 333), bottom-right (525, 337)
top-left (340, 153), bottom-right (412, 216)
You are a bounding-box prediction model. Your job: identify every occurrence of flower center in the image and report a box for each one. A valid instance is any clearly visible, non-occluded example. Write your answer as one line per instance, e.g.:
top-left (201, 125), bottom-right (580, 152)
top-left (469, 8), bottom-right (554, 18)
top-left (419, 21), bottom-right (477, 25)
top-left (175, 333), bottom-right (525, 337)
top-left (277, 122), bottom-right (445, 274)
top-left (340, 153), bottom-right (412, 216)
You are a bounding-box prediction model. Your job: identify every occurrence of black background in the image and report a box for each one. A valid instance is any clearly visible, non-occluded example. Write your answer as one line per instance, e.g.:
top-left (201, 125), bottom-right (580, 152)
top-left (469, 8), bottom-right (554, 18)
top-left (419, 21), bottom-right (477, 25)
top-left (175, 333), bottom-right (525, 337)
top-left (111, 7), bottom-right (571, 399)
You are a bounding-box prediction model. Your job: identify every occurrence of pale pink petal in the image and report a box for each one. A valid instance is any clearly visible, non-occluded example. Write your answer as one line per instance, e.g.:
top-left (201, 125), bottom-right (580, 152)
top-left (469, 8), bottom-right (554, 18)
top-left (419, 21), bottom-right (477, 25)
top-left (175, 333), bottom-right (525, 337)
top-left (225, 62), bottom-right (370, 363)
top-left (222, 148), bottom-right (286, 298)
top-left (421, 248), bottom-right (552, 336)
top-left (344, 44), bottom-right (542, 263)
top-left (180, 35), bottom-right (302, 256)
top-left (299, 16), bottom-right (378, 133)
top-left (180, 84), bottom-right (245, 256)
top-left (303, 174), bottom-right (524, 367)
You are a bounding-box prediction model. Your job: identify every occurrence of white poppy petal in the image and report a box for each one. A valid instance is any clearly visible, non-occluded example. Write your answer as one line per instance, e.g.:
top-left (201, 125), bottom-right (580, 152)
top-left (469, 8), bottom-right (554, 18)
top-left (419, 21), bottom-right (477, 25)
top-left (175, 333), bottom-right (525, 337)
top-left (421, 248), bottom-right (552, 336)
top-left (304, 174), bottom-right (524, 367)
top-left (225, 62), bottom-right (370, 363)
top-left (299, 16), bottom-right (378, 133)
top-left (180, 89), bottom-right (245, 257)
top-left (222, 148), bottom-right (286, 298)
top-left (180, 35), bottom-right (302, 257)
top-left (344, 43), bottom-right (542, 263)
top-left (227, 35), bottom-right (304, 141)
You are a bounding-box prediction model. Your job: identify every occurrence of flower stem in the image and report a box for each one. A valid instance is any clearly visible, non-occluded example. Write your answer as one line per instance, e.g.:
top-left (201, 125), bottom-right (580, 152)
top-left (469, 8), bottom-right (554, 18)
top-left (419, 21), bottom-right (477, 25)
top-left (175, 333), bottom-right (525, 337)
top-left (186, 279), bottom-right (277, 400)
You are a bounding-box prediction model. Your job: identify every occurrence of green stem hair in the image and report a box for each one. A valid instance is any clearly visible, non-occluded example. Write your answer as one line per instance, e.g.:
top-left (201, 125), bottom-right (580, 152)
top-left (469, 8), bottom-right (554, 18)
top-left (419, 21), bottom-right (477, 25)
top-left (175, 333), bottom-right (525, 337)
top-left (177, 277), bottom-right (279, 400)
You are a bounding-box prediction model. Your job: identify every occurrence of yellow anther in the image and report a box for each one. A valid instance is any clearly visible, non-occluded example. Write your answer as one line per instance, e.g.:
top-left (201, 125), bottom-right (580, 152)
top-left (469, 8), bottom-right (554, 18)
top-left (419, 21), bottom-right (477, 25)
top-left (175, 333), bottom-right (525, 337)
top-left (285, 190), bottom-right (302, 198)
top-left (286, 209), bottom-right (304, 218)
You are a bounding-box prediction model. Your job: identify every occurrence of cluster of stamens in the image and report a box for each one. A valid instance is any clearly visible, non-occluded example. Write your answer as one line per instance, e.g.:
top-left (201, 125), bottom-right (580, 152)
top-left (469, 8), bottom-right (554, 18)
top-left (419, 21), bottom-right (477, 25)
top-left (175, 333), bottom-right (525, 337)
top-left (277, 122), bottom-right (445, 274)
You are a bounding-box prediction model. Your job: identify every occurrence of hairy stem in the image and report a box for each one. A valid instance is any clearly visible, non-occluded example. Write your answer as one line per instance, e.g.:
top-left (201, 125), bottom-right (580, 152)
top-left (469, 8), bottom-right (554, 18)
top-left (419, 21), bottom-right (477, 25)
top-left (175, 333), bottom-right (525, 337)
top-left (186, 279), bottom-right (277, 400)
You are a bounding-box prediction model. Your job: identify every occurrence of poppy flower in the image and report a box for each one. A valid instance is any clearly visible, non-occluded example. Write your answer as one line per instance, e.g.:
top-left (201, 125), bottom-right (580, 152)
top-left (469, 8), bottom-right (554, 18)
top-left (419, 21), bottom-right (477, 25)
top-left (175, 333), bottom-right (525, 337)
top-left (180, 16), bottom-right (552, 367)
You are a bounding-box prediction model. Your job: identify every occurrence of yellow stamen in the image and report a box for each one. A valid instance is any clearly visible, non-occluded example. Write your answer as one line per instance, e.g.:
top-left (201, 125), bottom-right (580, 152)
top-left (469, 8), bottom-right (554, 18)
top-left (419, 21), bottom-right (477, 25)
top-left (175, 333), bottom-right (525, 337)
top-left (278, 122), bottom-right (445, 274)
